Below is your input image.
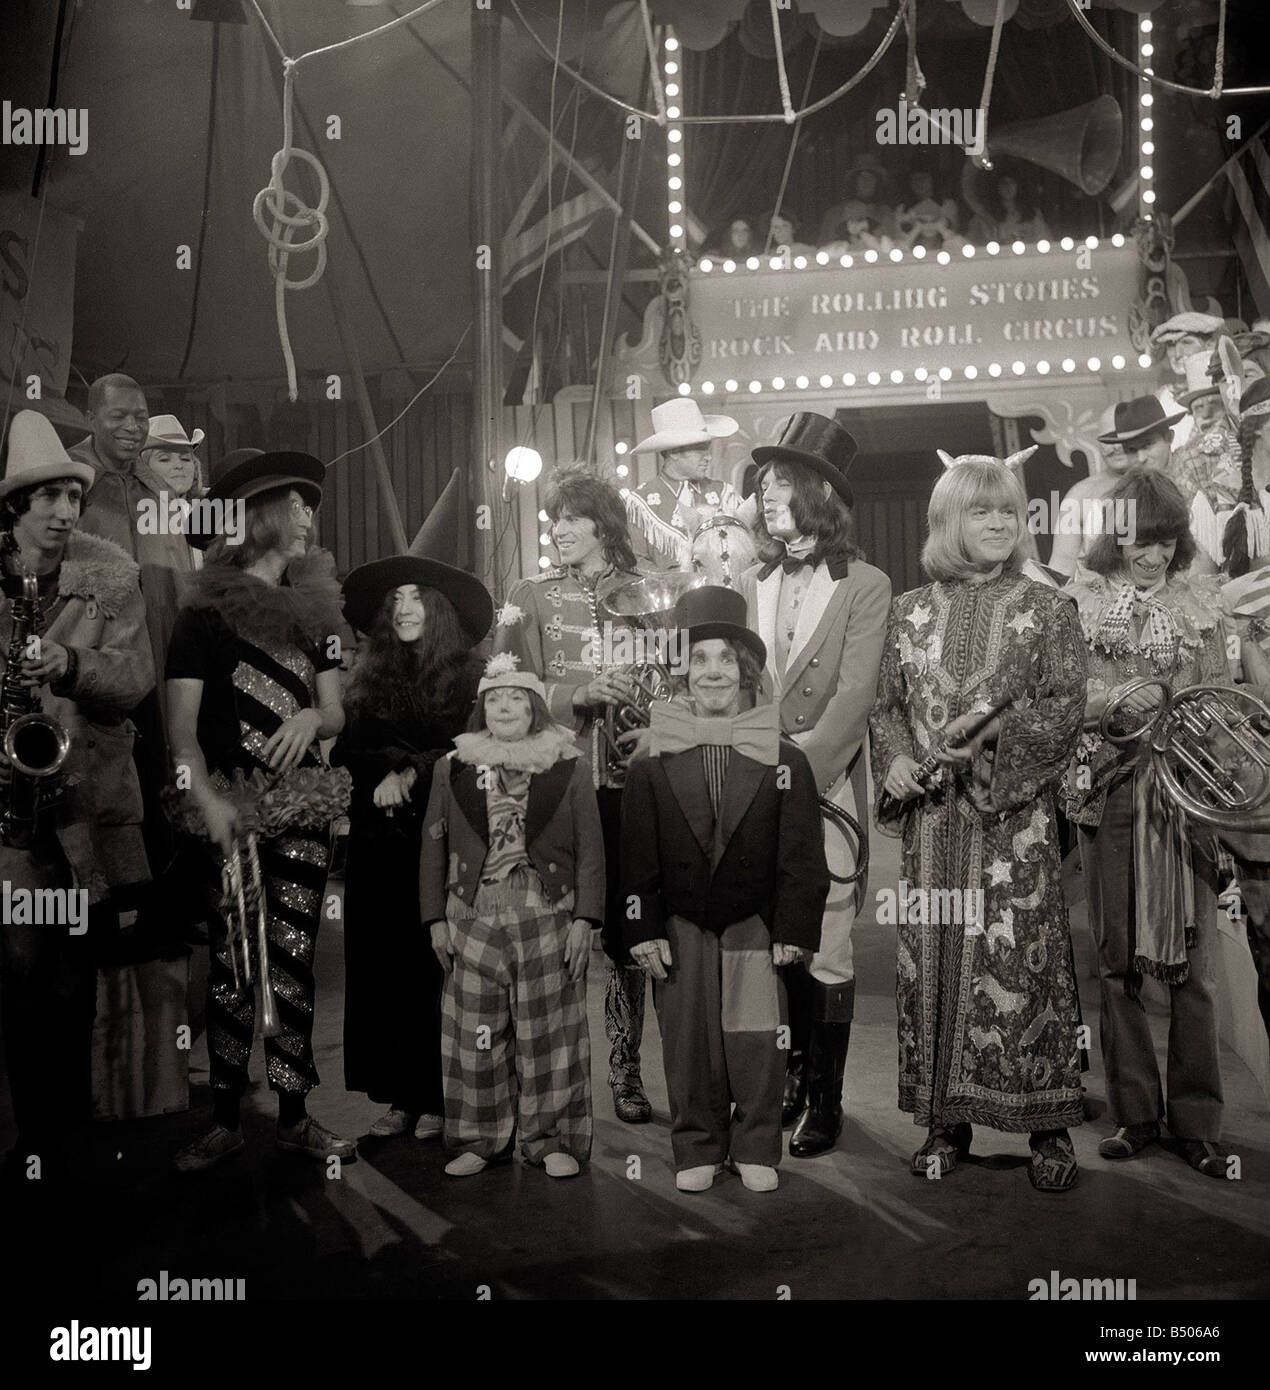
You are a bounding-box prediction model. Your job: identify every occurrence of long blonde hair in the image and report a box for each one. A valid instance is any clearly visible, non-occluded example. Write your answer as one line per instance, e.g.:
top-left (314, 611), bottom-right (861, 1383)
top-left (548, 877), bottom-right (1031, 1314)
top-left (921, 459), bottom-right (1028, 582)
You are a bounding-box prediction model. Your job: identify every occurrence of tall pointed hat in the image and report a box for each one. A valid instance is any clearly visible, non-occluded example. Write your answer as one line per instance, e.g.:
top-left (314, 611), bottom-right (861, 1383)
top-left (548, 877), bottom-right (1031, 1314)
top-left (341, 468), bottom-right (493, 644)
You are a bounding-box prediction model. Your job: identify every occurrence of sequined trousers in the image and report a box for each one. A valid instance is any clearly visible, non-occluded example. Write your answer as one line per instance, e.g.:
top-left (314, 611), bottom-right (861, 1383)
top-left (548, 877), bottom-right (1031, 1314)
top-left (206, 828), bottom-right (331, 1096)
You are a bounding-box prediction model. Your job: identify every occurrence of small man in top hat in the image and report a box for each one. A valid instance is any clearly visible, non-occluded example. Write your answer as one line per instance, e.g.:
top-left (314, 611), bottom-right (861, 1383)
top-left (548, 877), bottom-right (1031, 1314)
top-left (626, 399), bottom-right (743, 571)
top-left (622, 585), bottom-right (829, 1193)
top-left (739, 412), bottom-right (892, 1158)
top-left (0, 410), bottom-right (154, 1182)
top-left (1150, 310), bottom-right (1226, 453)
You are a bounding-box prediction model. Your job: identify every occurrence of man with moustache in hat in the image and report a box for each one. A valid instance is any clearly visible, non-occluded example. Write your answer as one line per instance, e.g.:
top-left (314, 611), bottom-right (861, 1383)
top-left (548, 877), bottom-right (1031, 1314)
top-left (740, 413), bottom-right (891, 1157)
top-left (625, 399), bottom-right (743, 571)
top-left (0, 411), bottom-right (154, 1186)
top-left (1150, 311), bottom-right (1226, 455)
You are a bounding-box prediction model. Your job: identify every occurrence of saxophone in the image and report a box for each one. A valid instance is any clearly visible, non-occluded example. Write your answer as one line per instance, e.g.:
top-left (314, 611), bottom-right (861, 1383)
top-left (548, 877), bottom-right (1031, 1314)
top-left (1, 571), bottom-right (71, 847)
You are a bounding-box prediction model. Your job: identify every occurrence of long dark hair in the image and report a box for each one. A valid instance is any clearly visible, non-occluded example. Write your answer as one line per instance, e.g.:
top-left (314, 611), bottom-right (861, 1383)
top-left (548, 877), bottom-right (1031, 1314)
top-left (1083, 468), bottom-right (1196, 577)
top-left (752, 458), bottom-right (861, 569)
top-left (346, 584), bottom-right (472, 726)
top-left (545, 470), bottom-right (639, 573)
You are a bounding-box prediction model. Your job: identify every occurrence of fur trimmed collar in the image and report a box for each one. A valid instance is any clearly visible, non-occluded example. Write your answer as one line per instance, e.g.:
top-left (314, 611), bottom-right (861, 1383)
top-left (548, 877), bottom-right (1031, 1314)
top-left (452, 726), bottom-right (579, 773)
top-left (177, 546), bottom-right (343, 650)
top-left (57, 530), bottom-right (141, 618)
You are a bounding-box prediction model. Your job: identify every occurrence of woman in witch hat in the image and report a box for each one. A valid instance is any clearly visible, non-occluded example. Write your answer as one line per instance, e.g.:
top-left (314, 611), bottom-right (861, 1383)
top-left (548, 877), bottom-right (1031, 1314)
top-left (334, 470), bottom-right (493, 1143)
top-left (166, 446), bottom-right (356, 1172)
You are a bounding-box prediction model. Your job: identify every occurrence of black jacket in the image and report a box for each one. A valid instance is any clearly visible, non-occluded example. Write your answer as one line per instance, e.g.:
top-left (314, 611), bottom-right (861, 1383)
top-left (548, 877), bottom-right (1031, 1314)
top-left (620, 737), bottom-right (829, 952)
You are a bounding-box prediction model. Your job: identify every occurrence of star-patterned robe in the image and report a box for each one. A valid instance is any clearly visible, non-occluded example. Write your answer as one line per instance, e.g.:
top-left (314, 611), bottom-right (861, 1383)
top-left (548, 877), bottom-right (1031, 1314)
top-left (869, 574), bottom-right (1089, 1132)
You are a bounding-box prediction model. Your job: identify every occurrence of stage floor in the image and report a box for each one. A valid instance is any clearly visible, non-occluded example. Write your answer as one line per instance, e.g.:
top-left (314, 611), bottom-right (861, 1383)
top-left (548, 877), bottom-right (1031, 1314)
top-left (3, 830), bottom-right (1269, 1302)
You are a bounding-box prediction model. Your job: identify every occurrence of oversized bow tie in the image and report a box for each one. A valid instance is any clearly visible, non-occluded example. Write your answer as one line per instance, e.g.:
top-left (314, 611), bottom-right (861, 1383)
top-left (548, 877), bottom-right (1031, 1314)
top-left (759, 536), bottom-right (816, 580)
top-left (649, 702), bottom-right (781, 765)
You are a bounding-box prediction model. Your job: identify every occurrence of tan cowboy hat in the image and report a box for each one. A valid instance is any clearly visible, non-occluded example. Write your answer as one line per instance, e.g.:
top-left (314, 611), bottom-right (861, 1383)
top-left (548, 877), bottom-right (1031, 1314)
top-left (143, 414), bottom-right (205, 451)
top-left (0, 410), bottom-right (95, 500)
top-left (632, 398), bottom-right (739, 455)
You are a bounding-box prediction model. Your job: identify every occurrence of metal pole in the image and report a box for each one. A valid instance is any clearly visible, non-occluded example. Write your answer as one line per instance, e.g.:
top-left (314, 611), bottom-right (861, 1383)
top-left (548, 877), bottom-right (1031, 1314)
top-left (472, 0), bottom-right (507, 597)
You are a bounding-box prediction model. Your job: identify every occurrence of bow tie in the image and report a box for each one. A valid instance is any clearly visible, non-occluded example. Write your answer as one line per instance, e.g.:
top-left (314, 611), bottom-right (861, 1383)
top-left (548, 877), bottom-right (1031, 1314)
top-left (649, 702), bottom-right (781, 765)
top-left (759, 540), bottom-right (815, 581)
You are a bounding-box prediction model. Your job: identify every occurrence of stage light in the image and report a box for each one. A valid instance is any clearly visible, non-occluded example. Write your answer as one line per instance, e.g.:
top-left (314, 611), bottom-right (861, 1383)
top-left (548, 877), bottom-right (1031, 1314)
top-left (1141, 94), bottom-right (1153, 107)
top-left (701, 381), bottom-right (715, 392)
top-left (938, 367), bottom-right (952, 381)
top-left (794, 255), bottom-right (807, 269)
top-left (962, 244), bottom-right (975, 257)
top-left (963, 365), bottom-right (977, 379)
top-left (725, 379), bottom-right (739, 392)
top-left (664, 61), bottom-right (678, 74)
top-left (1141, 117), bottom-right (1153, 132)
top-left (913, 245), bottom-right (926, 259)
top-left (1111, 354), bottom-right (1126, 370)
top-left (795, 375), bottom-right (809, 389)
top-left (915, 367), bottom-right (928, 381)
top-left (723, 259), bottom-right (736, 273)
top-left (539, 533), bottom-right (551, 546)
top-left (1141, 142), bottom-right (1153, 156)
top-left (867, 371), bottom-right (881, 385)
top-left (865, 249), bottom-right (878, 263)
top-left (1143, 190), bottom-right (1156, 204)
top-left (1011, 361), bottom-right (1026, 375)
top-left (668, 200), bottom-right (682, 214)
top-left (1037, 239), bottom-right (1050, 253)
top-left (1140, 166), bottom-right (1153, 180)
top-left (1060, 236), bottom-right (1074, 251)
top-left (538, 509), bottom-right (549, 523)
top-left (538, 556), bottom-right (551, 569)
top-left (1139, 352), bottom-right (1153, 368)
top-left (505, 446), bottom-right (542, 482)
top-left (667, 129), bottom-right (682, 143)
top-left (668, 175), bottom-right (682, 190)
top-left (1111, 233), bottom-right (1125, 247)
top-left (889, 248), bottom-right (903, 262)
top-left (937, 251), bottom-right (950, 265)
top-left (816, 251), bottom-right (829, 265)
top-left (677, 382), bottom-right (691, 395)
top-left (1140, 18), bottom-right (1152, 32)
top-left (666, 83), bottom-right (679, 97)
top-left (988, 362), bottom-right (1002, 377)
top-left (669, 223), bottom-right (683, 238)
top-left (1141, 44), bottom-right (1153, 58)
top-left (665, 36), bottom-right (679, 50)
top-left (747, 256), bottom-right (760, 270)
top-left (839, 254), bottom-right (853, 267)
top-left (616, 464), bottom-right (629, 478)
top-left (698, 258), bottom-right (713, 272)
top-left (749, 380), bottom-right (761, 393)
top-left (842, 373), bottom-right (855, 386)
top-left (1012, 240), bottom-right (1026, 255)
top-left (890, 370), bottom-right (903, 384)
top-left (772, 377), bottom-right (785, 390)
top-left (820, 374), bottom-right (833, 388)
top-left (769, 256), bottom-right (783, 270)
top-left (615, 441), bottom-right (628, 455)
top-left (667, 106), bottom-right (681, 120)
top-left (986, 241), bottom-right (1000, 255)
top-left (1061, 358), bottom-right (1076, 372)
top-left (1036, 360), bottom-right (1050, 375)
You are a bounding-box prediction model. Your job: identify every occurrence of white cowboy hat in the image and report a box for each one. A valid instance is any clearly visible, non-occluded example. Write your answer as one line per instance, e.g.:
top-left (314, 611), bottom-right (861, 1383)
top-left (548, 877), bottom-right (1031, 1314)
top-left (0, 410), bottom-right (95, 500)
top-left (632, 398), bottom-right (739, 455)
top-left (1178, 348), bottom-right (1220, 407)
top-left (143, 414), bottom-right (205, 451)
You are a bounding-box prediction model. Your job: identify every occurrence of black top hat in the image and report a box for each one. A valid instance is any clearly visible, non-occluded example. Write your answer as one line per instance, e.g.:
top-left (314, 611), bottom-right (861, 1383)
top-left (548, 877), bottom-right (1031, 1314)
top-left (673, 584), bottom-right (766, 668)
top-left (342, 468), bottom-right (494, 646)
top-left (751, 412), bottom-right (857, 507)
top-left (1096, 396), bottom-right (1186, 445)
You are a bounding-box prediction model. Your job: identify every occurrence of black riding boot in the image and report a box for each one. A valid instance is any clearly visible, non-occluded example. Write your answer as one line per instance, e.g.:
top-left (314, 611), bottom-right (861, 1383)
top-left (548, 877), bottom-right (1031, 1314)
top-left (780, 960), bottom-right (814, 1127)
top-left (789, 980), bottom-right (854, 1158)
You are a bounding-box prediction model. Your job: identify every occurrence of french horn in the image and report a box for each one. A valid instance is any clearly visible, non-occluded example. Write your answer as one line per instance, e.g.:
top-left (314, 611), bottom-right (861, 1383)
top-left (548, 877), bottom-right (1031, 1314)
top-left (1099, 678), bottom-right (1270, 832)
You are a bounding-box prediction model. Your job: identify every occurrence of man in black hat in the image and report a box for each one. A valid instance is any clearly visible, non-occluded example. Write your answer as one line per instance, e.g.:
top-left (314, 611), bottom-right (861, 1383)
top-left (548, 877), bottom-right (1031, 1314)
top-left (740, 412), bottom-right (891, 1157)
top-left (622, 586), bottom-right (829, 1192)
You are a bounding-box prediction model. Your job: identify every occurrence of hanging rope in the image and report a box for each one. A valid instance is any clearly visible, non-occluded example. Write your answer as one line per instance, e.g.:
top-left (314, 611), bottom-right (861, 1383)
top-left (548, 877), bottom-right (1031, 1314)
top-left (507, 0), bottom-right (912, 126)
top-left (245, 0), bottom-right (449, 399)
top-left (764, 29), bottom-right (823, 255)
top-left (1062, 0), bottom-right (1247, 99)
top-left (768, 0), bottom-right (796, 125)
top-left (974, 0), bottom-right (1008, 164)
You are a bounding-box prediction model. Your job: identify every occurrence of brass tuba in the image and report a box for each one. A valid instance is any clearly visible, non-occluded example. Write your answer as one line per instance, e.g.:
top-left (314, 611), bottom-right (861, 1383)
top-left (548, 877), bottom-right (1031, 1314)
top-left (1099, 678), bottom-right (1270, 831)
top-left (594, 572), bottom-right (695, 779)
top-left (1, 571), bottom-right (71, 848)
top-left (221, 832), bottom-right (282, 1038)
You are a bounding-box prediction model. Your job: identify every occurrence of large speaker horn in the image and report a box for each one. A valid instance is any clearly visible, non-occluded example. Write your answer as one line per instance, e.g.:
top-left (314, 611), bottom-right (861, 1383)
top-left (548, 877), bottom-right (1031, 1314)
top-left (976, 95), bottom-right (1124, 196)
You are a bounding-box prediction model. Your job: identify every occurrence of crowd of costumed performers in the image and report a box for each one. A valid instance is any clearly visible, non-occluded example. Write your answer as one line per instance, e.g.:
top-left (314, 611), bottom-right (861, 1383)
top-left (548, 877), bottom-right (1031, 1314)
top-left (2, 331), bottom-right (1270, 1201)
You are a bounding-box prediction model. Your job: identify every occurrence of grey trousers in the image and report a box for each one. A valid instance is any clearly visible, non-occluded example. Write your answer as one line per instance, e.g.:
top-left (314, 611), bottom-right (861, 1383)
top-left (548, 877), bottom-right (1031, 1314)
top-left (1078, 780), bottom-right (1223, 1141)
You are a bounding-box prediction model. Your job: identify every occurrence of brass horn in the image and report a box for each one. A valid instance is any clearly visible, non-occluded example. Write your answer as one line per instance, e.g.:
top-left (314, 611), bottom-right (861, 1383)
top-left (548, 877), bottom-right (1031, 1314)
top-left (1099, 678), bottom-right (1270, 831)
top-left (972, 95), bottom-right (1124, 196)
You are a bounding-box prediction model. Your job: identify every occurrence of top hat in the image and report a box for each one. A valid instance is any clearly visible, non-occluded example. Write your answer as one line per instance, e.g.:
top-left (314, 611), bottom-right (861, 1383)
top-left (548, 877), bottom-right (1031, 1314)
top-left (632, 398), bottom-right (739, 455)
top-left (0, 410), bottom-right (95, 500)
top-left (1149, 311), bottom-right (1225, 346)
top-left (1096, 396), bottom-right (1186, 445)
top-left (673, 584), bottom-right (766, 668)
top-left (341, 468), bottom-right (494, 645)
top-left (751, 412), bottom-right (857, 506)
top-left (185, 447), bottom-right (326, 551)
top-left (143, 415), bottom-right (205, 452)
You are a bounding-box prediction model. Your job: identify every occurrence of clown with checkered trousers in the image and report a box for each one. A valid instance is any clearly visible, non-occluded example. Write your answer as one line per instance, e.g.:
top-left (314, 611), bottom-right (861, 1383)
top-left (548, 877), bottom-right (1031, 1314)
top-left (419, 652), bottom-right (602, 1179)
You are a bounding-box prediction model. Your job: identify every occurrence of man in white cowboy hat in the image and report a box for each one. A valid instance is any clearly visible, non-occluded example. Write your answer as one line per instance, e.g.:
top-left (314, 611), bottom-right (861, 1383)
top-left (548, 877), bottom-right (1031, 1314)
top-left (0, 411), bottom-right (154, 1184)
top-left (1169, 348), bottom-right (1240, 509)
top-left (625, 398), bottom-right (743, 570)
top-left (1150, 310), bottom-right (1226, 454)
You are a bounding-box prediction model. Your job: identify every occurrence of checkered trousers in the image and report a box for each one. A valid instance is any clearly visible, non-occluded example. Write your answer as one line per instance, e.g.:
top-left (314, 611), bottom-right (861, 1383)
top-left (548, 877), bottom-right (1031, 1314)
top-left (440, 867), bottom-right (592, 1165)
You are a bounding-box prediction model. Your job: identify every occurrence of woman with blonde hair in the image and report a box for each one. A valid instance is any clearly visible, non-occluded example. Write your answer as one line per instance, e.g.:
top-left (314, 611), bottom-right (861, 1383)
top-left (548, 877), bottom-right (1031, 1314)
top-left (871, 454), bottom-right (1088, 1192)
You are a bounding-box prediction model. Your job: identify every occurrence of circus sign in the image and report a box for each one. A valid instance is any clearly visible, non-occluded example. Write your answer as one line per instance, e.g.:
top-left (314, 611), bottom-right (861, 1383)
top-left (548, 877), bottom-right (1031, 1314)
top-left (615, 243), bottom-right (1145, 398)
